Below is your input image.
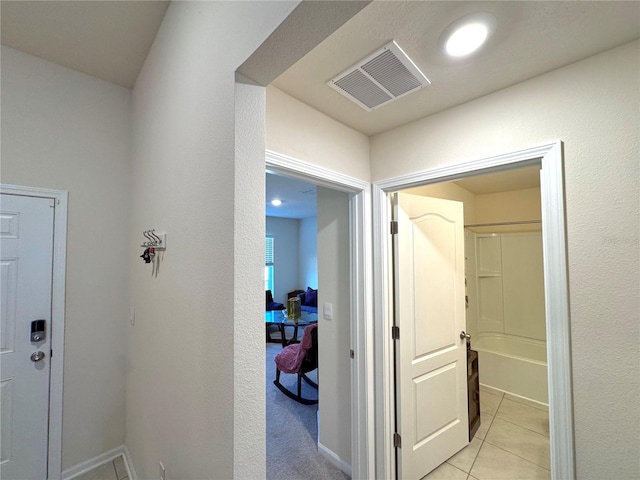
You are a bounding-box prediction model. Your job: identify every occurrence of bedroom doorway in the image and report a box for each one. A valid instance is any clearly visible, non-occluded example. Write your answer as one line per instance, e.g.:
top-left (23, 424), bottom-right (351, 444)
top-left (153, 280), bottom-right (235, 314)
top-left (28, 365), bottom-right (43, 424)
top-left (264, 151), bottom-right (372, 479)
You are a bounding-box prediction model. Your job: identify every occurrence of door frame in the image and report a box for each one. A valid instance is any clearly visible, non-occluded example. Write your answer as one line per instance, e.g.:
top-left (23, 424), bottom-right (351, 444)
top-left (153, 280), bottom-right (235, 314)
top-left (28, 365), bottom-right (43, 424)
top-left (372, 141), bottom-right (575, 480)
top-left (1, 183), bottom-right (68, 479)
top-left (265, 149), bottom-right (375, 479)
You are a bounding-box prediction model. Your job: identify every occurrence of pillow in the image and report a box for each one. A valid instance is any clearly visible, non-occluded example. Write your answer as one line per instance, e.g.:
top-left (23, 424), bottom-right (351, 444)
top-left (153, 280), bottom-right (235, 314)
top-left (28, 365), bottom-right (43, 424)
top-left (304, 287), bottom-right (317, 307)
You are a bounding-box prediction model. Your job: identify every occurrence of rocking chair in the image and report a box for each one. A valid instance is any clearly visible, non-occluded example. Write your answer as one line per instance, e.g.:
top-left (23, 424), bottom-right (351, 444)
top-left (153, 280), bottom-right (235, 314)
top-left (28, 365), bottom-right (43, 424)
top-left (273, 323), bottom-right (318, 405)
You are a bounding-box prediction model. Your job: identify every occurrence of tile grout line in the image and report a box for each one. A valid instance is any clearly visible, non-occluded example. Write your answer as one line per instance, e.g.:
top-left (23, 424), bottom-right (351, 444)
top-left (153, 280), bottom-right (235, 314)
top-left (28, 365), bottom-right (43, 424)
top-left (492, 415), bottom-right (550, 438)
top-left (467, 394), bottom-right (505, 478)
top-left (481, 439), bottom-right (551, 472)
top-left (483, 400), bottom-right (551, 472)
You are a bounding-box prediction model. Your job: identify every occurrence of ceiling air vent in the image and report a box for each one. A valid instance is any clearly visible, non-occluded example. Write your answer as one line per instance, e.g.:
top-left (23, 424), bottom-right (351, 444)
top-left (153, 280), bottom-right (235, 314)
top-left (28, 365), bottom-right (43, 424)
top-left (328, 41), bottom-right (430, 111)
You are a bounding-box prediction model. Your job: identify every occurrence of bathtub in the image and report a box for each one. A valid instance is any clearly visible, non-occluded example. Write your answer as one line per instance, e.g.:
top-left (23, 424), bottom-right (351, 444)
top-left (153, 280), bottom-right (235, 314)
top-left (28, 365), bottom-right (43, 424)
top-left (473, 333), bottom-right (549, 405)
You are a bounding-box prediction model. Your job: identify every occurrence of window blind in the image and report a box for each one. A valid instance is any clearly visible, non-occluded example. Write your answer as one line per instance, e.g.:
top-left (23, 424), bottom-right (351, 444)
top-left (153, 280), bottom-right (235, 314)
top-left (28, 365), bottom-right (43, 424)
top-left (265, 237), bottom-right (274, 265)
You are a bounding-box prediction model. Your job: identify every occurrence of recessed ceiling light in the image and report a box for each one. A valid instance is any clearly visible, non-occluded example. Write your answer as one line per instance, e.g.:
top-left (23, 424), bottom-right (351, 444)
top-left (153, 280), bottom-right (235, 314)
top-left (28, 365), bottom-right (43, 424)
top-left (271, 199), bottom-right (282, 206)
top-left (441, 13), bottom-right (496, 58)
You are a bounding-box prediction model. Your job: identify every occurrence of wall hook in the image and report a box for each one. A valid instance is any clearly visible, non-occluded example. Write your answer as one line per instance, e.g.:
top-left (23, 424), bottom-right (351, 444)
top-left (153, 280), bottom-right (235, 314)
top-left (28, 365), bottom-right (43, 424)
top-left (140, 229), bottom-right (167, 250)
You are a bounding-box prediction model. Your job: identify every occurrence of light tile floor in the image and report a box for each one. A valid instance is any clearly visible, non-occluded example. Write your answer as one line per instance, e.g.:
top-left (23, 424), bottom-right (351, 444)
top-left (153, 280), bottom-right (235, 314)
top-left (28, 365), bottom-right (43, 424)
top-left (424, 386), bottom-right (550, 480)
top-left (74, 455), bottom-right (128, 480)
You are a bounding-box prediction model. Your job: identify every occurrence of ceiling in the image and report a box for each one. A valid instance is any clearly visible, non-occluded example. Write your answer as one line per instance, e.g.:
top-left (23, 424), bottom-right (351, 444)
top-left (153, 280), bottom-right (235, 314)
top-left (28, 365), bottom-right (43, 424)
top-left (273, 1), bottom-right (640, 136)
top-left (3, 1), bottom-right (637, 127)
top-left (266, 173), bottom-right (317, 219)
top-left (1, 1), bottom-right (637, 202)
top-left (0, 1), bottom-right (170, 88)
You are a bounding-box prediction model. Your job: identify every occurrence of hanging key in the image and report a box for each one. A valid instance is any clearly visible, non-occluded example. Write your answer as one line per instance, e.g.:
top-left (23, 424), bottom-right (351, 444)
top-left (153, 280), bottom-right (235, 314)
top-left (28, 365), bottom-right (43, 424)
top-left (140, 248), bottom-right (151, 263)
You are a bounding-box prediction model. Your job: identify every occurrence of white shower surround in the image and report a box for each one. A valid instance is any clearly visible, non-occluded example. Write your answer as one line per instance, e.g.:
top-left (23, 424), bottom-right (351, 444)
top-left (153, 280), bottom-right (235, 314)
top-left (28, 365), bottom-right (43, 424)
top-left (475, 333), bottom-right (549, 405)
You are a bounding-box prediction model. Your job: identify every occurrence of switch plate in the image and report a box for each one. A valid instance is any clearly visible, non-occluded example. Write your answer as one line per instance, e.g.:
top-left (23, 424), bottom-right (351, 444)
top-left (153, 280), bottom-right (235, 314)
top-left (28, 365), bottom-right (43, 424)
top-left (323, 302), bottom-right (333, 320)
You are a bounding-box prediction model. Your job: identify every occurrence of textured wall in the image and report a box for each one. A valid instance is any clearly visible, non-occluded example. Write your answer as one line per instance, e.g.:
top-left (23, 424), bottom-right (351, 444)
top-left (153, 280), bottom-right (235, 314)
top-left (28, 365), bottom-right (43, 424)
top-left (266, 86), bottom-right (371, 182)
top-left (127, 2), bottom-right (297, 478)
top-left (1, 46), bottom-right (131, 470)
top-left (371, 41), bottom-right (640, 479)
top-left (234, 79), bottom-right (269, 480)
top-left (317, 187), bottom-right (352, 468)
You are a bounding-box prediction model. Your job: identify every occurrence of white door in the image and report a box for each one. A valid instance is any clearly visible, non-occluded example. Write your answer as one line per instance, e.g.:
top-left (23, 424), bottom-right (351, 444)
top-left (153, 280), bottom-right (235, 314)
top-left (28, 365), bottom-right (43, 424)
top-left (1, 194), bottom-right (54, 479)
top-left (393, 192), bottom-right (468, 479)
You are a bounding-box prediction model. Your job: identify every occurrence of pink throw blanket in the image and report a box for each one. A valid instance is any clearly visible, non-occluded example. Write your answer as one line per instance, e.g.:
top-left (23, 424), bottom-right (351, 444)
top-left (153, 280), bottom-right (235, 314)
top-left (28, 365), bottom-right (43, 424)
top-left (274, 323), bottom-right (317, 374)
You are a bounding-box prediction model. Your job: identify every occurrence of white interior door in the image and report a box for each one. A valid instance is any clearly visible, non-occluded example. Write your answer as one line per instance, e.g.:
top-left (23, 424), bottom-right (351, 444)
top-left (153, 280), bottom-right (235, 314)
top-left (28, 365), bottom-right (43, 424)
top-left (393, 192), bottom-right (468, 479)
top-left (1, 193), bottom-right (54, 479)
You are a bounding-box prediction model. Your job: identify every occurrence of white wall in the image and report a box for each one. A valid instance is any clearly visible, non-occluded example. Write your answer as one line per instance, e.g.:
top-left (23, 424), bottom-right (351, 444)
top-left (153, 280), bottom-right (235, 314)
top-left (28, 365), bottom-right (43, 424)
top-left (406, 182), bottom-right (477, 225)
top-left (371, 41), bottom-right (640, 479)
top-left (266, 216), bottom-right (299, 304)
top-left (0, 46), bottom-right (131, 470)
top-left (475, 188), bottom-right (541, 226)
top-left (266, 86), bottom-right (371, 182)
top-left (317, 187), bottom-right (352, 469)
top-left (298, 216), bottom-right (318, 289)
top-left (234, 79), bottom-right (270, 480)
top-left (127, 2), bottom-right (297, 478)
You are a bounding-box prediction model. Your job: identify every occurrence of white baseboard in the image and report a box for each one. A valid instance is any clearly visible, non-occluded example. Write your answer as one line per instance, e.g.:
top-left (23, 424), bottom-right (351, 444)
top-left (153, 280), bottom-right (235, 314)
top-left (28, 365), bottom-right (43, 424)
top-left (318, 442), bottom-right (352, 477)
top-left (123, 446), bottom-right (138, 480)
top-left (62, 445), bottom-right (125, 480)
top-left (479, 382), bottom-right (549, 408)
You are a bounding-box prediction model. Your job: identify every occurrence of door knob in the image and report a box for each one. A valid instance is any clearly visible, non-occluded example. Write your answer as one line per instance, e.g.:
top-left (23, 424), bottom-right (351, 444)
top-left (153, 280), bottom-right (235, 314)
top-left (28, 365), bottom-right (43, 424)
top-left (30, 351), bottom-right (46, 362)
top-left (460, 331), bottom-right (471, 340)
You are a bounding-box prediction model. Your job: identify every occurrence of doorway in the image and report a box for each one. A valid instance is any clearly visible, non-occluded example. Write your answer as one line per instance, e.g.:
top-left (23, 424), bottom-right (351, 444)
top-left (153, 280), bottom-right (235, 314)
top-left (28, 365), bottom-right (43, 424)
top-left (397, 166), bottom-right (551, 478)
top-left (265, 171), bottom-right (353, 478)
top-left (0, 184), bottom-right (67, 479)
top-left (265, 150), bottom-right (373, 479)
top-left (373, 142), bottom-right (574, 480)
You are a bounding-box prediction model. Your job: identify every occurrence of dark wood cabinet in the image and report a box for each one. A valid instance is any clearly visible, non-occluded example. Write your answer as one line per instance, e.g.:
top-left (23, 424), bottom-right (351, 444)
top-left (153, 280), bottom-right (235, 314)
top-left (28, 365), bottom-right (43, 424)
top-left (467, 349), bottom-right (480, 441)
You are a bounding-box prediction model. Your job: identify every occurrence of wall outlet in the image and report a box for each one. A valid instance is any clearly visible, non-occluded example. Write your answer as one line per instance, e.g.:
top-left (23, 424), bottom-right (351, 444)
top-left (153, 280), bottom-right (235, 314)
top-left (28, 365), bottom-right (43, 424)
top-left (159, 462), bottom-right (165, 480)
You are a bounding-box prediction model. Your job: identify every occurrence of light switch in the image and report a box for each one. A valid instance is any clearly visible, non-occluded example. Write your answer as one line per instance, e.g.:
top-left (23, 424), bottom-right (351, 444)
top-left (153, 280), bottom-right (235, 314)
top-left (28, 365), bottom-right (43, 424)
top-left (323, 302), bottom-right (333, 320)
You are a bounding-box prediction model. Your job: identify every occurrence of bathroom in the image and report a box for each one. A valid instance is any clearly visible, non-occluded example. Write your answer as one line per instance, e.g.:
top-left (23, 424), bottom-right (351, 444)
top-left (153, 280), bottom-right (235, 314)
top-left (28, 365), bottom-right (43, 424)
top-left (408, 165), bottom-right (551, 477)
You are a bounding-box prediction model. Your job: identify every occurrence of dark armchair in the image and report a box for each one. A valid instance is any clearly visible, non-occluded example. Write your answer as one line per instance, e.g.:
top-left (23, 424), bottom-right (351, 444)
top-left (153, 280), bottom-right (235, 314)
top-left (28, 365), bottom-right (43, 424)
top-left (266, 290), bottom-right (285, 311)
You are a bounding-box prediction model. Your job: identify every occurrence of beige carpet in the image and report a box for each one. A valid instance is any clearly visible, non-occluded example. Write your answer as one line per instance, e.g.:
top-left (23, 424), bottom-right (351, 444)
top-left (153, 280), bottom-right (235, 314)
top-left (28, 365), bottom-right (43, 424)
top-left (266, 342), bottom-right (350, 480)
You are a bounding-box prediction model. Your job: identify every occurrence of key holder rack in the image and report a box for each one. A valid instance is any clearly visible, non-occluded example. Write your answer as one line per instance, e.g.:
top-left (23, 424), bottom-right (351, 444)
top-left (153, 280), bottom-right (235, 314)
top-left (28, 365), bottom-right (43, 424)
top-left (140, 229), bottom-right (166, 250)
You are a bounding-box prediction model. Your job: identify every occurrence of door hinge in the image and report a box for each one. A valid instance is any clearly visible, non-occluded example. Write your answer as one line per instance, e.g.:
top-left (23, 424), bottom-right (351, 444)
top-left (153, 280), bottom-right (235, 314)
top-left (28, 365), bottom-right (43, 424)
top-left (392, 325), bottom-right (400, 340)
top-left (350, 349), bottom-right (355, 359)
top-left (393, 432), bottom-right (402, 448)
top-left (390, 220), bottom-right (398, 235)
top-left (50, 349), bottom-right (53, 358)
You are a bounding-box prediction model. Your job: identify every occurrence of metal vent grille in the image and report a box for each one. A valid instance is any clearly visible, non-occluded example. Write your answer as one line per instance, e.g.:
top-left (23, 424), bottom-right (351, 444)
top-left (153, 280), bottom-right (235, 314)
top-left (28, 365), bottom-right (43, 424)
top-left (334, 70), bottom-right (392, 109)
top-left (328, 41), bottom-right (430, 112)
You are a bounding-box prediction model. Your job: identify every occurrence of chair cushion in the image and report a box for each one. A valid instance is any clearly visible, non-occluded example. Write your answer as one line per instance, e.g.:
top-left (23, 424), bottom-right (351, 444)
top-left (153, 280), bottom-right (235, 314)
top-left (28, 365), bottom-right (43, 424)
top-left (304, 287), bottom-right (317, 307)
top-left (274, 323), bottom-right (317, 374)
top-left (267, 302), bottom-right (285, 311)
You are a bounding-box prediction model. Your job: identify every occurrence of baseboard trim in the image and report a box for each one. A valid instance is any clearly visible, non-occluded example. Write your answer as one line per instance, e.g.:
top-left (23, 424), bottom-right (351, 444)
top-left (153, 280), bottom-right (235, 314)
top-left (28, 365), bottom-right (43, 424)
top-left (123, 446), bottom-right (138, 480)
top-left (479, 382), bottom-right (549, 408)
top-left (61, 445), bottom-right (125, 480)
top-left (318, 442), bottom-right (352, 477)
